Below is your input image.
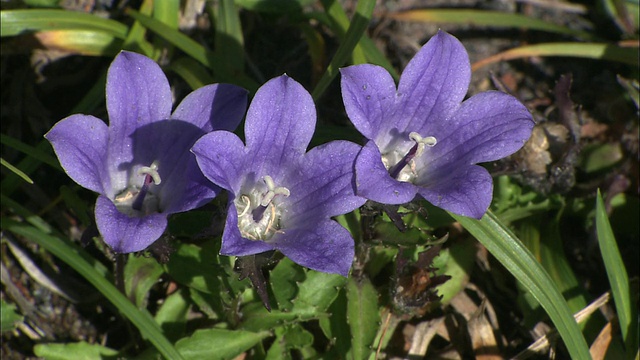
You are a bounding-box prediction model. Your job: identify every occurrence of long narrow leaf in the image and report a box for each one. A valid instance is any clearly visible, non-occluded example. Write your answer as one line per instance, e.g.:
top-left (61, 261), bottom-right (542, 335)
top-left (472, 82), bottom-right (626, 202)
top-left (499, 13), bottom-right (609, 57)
top-left (389, 9), bottom-right (594, 40)
top-left (3, 220), bottom-right (184, 360)
top-left (472, 42), bottom-right (638, 71)
top-left (595, 189), bottom-right (637, 357)
top-left (312, 0), bottom-right (376, 101)
top-left (1, 158), bottom-right (33, 185)
top-left (1, 9), bottom-right (128, 39)
top-left (450, 210), bottom-right (591, 360)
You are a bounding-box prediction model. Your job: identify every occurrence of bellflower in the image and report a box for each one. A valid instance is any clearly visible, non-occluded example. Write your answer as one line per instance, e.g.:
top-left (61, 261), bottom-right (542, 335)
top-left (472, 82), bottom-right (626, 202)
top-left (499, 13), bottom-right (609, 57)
top-left (46, 51), bottom-right (247, 253)
top-left (340, 30), bottom-right (534, 219)
top-left (192, 75), bottom-right (366, 276)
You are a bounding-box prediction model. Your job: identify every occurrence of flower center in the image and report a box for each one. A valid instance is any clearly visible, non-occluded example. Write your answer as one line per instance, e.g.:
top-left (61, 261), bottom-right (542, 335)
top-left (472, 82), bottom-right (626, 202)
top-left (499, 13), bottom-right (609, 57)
top-left (113, 161), bottom-right (162, 216)
top-left (235, 175), bottom-right (290, 241)
top-left (383, 132), bottom-right (437, 183)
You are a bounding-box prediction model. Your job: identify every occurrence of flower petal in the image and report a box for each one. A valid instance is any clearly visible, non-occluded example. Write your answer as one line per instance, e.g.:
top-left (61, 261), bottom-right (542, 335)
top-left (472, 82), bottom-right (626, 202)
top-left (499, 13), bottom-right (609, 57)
top-left (105, 51), bottom-right (172, 182)
top-left (426, 91), bottom-right (534, 171)
top-left (94, 195), bottom-right (168, 253)
top-left (172, 83), bottom-right (248, 132)
top-left (417, 164), bottom-right (492, 219)
top-left (45, 114), bottom-right (109, 195)
top-left (395, 30), bottom-right (470, 135)
top-left (192, 130), bottom-right (247, 194)
top-left (285, 140), bottom-right (365, 225)
top-left (355, 141), bottom-right (418, 204)
top-left (219, 201), bottom-right (274, 256)
top-left (244, 75), bottom-right (316, 176)
top-left (340, 64), bottom-right (397, 140)
top-left (272, 221), bottom-right (354, 276)
top-left (126, 120), bottom-right (216, 213)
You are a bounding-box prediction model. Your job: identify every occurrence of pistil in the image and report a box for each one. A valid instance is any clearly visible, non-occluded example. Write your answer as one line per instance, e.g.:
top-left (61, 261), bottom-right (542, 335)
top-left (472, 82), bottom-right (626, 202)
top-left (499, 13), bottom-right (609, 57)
top-left (388, 132), bottom-right (437, 180)
top-left (132, 162), bottom-right (161, 211)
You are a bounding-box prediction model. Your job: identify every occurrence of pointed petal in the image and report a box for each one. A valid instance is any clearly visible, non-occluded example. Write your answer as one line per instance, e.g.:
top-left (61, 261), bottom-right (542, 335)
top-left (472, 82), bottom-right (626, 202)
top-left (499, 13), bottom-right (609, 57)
top-left (192, 130), bottom-right (247, 194)
top-left (340, 65), bottom-right (397, 140)
top-left (285, 140), bottom-right (365, 225)
top-left (273, 221), bottom-right (354, 276)
top-left (94, 195), bottom-right (167, 253)
top-left (219, 201), bottom-right (274, 256)
top-left (426, 91), bottom-right (534, 170)
top-left (244, 75), bottom-right (316, 176)
top-left (45, 115), bottom-right (109, 195)
top-left (355, 141), bottom-right (418, 204)
top-left (105, 51), bottom-right (172, 181)
top-left (172, 83), bottom-right (248, 132)
top-left (417, 165), bottom-right (492, 219)
top-left (396, 30), bottom-right (470, 135)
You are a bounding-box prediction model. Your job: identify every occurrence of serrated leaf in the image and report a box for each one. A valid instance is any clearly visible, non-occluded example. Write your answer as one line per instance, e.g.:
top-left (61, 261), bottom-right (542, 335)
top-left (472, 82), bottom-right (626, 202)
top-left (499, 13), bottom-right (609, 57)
top-left (270, 257), bottom-right (305, 311)
top-left (33, 341), bottom-right (118, 359)
top-left (175, 328), bottom-right (269, 360)
top-left (155, 289), bottom-right (190, 342)
top-left (346, 277), bottom-right (379, 360)
top-left (1, 300), bottom-right (23, 332)
top-left (240, 302), bottom-right (324, 332)
top-left (164, 240), bottom-right (223, 294)
top-left (293, 270), bottom-right (346, 312)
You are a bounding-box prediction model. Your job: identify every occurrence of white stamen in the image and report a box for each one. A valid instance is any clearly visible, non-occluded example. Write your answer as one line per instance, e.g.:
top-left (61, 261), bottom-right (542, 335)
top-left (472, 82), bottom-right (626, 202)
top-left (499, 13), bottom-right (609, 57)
top-left (409, 132), bottom-right (437, 157)
top-left (137, 161), bottom-right (162, 185)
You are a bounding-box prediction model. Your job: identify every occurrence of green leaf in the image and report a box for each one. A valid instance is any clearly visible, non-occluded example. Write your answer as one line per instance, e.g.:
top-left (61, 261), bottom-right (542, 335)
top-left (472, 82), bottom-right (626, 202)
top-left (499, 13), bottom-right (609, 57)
top-left (0, 9), bottom-right (128, 39)
top-left (235, 0), bottom-right (315, 12)
top-left (32, 30), bottom-right (122, 56)
top-left (293, 270), bottom-right (347, 312)
top-left (346, 277), bottom-right (379, 360)
top-left (164, 241), bottom-right (223, 295)
top-left (270, 257), bottom-right (305, 311)
top-left (33, 341), bottom-right (119, 359)
top-left (312, 0), bottom-right (376, 101)
top-left (0, 158), bottom-right (33, 185)
top-left (124, 254), bottom-right (164, 308)
top-left (168, 57), bottom-right (215, 90)
top-left (450, 210), bottom-right (591, 360)
top-left (175, 328), bottom-right (269, 359)
top-left (124, 9), bottom-right (216, 70)
top-left (1, 300), bottom-right (23, 332)
top-left (214, 0), bottom-right (245, 76)
top-left (472, 42), bottom-right (639, 71)
top-left (3, 220), bottom-right (183, 360)
top-left (595, 189), bottom-right (637, 358)
top-left (390, 9), bottom-right (594, 40)
top-left (0, 134), bottom-right (62, 171)
top-left (579, 142), bottom-right (624, 173)
top-left (155, 289), bottom-right (190, 342)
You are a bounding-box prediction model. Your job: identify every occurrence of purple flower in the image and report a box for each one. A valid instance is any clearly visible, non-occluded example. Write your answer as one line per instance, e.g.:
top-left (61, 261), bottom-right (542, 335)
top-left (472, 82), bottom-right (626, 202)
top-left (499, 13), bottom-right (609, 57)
top-left (340, 30), bottom-right (534, 219)
top-left (45, 51), bottom-right (247, 253)
top-left (192, 75), bottom-right (366, 276)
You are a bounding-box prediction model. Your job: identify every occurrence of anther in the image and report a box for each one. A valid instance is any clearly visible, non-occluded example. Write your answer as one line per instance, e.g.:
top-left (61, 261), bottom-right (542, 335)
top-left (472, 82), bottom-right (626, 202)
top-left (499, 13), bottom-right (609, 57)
top-left (409, 132), bottom-right (437, 158)
top-left (138, 162), bottom-right (161, 185)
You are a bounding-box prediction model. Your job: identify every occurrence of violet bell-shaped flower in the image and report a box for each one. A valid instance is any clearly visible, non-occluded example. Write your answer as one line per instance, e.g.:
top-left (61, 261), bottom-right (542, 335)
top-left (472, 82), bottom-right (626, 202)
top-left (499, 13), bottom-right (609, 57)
top-left (340, 30), bottom-right (534, 219)
top-left (45, 51), bottom-right (248, 253)
top-left (192, 75), bottom-right (366, 276)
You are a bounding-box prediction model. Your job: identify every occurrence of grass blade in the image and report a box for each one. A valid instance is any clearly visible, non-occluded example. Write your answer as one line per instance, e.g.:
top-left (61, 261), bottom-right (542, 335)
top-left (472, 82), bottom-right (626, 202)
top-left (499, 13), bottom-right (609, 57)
top-left (450, 210), bottom-right (591, 360)
top-left (595, 189), bottom-right (637, 358)
top-left (1, 158), bottom-right (33, 185)
top-left (312, 0), bottom-right (376, 101)
top-left (389, 9), bottom-right (594, 40)
top-left (472, 42), bottom-right (638, 71)
top-left (3, 219), bottom-right (184, 360)
top-left (1, 9), bottom-right (128, 39)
